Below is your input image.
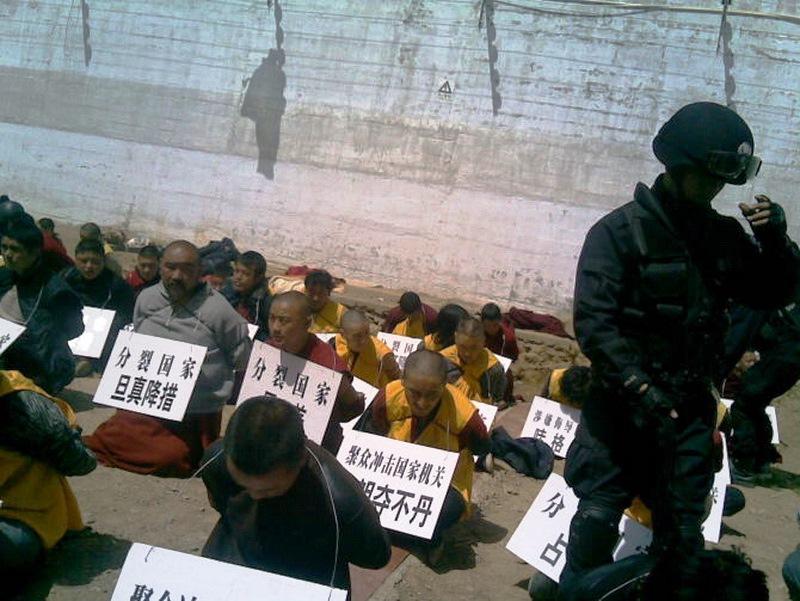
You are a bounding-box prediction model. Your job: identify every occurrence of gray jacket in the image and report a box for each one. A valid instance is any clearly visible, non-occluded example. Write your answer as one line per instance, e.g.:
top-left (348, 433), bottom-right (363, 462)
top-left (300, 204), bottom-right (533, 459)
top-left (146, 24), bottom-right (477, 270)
top-left (134, 282), bottom-right (251, 414)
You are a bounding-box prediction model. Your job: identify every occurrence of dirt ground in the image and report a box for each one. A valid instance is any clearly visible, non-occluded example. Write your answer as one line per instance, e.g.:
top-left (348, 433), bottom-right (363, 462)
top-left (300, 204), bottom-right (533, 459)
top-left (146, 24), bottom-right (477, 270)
top-left (9, 221), bottom-right (800, 600)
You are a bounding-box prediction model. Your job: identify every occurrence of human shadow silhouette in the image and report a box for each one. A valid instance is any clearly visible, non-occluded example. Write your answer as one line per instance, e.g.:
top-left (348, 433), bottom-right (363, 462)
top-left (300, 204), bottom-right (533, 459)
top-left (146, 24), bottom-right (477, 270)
top-left (241, 0), bottom-right (286, 180)
top-left (10, 528), bottom-right (131, 601)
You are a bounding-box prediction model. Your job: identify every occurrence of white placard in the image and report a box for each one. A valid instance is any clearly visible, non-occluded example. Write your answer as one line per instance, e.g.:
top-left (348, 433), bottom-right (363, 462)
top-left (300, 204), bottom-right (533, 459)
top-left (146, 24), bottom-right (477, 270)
top-left (376, 332), bottom-right (420, 369)
top-left (766, 406), bottom-right (780, 444)
top-left (613, 516), bottom-right (653, 562)
top-left (720, 398), bottom-right (780, 444)
top-left (316, 333), bottom-right (337, 344)
top-left (341, 377), bottom-right (380, 432)
top-left (337, 430), bottom-right (459, 540)
top-left (520, 396), bottom-right (582, 458)
top-left (471, 400), bottom-right (498, 432)
top-left (110, 543), bottom-right (347, 601)
top-left (493, 353), bottom-right (513, 372)
top-left (471, 400), bottom-right (498, 461)
top-left (93, 332), bottom-right (207, 422)
top-left (68, 307), bottom-right (116, 358)
top-left (238, 341), bottom-right (343, 444)
top-left (246, 323), bottom-right (258, 340)
top-left (506, 473), bottom-right (579, 582)
top-left (701, 434), bottom-right (731, 544)
top-left (0, 317), bottom-right (26, 356)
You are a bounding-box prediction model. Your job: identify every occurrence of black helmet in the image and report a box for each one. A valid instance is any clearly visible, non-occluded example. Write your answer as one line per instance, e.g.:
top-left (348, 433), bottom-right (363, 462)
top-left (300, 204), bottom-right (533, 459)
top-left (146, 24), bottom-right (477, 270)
top-left (653, 102), bottom-right (761, 186)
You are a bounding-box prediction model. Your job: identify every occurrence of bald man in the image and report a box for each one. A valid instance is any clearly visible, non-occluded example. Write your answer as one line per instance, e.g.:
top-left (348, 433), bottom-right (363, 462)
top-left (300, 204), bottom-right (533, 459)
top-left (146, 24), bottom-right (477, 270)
top-left (333, 310), bottom-right (401, 388)
top-left (85, 241), bottom-right (252, 477)
top-left (358, 349), bottom-right (490, 559)
top-left (267, 291), bottom-right (364, 453)
top-left (440, 317), bottom-right (507, 407)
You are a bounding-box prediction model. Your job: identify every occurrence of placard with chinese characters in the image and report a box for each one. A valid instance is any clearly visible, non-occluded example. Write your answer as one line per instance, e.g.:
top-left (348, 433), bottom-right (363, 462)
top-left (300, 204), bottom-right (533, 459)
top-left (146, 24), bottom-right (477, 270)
top-left (701, 433), bottom-right (731, 544)
top-left (0, 317), bottom-right (26, 357)
top-left (520, 396), bottom-right (582, 458)
top-left (238, 341), bottom-right (343, 444)
top-left (111, 543), bottom-right (347, 601)
top-left (376, 332), bottom-right (420, 369)
top-left (506, 473), bottom-right (579, 581)
top-left (337, 430), bottom-right (459, 540)
top-left (341, 377), bottom-right (380, 432)
top-left (68, 307), bottom-right (116, 359)
top-left (93, 332), bottom-right (207, 422)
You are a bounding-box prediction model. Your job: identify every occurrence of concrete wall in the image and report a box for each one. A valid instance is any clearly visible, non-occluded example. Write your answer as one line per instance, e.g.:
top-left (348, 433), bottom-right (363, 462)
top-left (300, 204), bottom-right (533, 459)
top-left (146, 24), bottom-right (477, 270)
top-left (1, 0), bottom-right (800, 311)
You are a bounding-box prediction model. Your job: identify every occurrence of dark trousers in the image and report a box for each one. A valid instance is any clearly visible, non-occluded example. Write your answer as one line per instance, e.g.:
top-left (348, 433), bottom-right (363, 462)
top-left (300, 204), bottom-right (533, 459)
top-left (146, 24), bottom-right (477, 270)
top-left (785, 547), bottom-right (800, 601)
top-left (732, 342), bottom-right (800, 469)
top-left (560, 398), bottom-right (715, 588)
top-left (0, 518), bottom-right (42, 576)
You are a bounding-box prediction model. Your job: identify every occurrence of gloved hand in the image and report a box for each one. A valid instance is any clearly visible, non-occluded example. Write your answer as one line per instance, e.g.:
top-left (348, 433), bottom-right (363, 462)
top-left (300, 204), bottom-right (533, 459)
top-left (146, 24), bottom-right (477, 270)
top-left (0, 390), bottom-right (97, 476)
top-left (739, 195), bottom-right (787, 242)
top-left (630, 385), bottom-right (676, 431)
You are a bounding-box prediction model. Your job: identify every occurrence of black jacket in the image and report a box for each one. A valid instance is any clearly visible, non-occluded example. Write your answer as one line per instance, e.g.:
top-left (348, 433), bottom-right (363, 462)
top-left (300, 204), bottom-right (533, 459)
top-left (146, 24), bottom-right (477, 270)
top-left (62, 267), bottom-right (135, 322)
top-left (0, 263), bottom-right (84, 393)
top-left (201, 439), bottom-right (391, 591)
top-left (220, 281), bottom-right (271, 340)
top-left (574, 177), bottom-right (800, 413)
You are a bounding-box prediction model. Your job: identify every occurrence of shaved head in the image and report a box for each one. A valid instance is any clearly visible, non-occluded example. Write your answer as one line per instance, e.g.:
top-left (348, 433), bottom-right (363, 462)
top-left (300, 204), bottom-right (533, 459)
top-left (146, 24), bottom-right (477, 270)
top-left (272, 291), bottom-right (312, 318)
top-left (163, 240), bottom-right (200, 263)
top-left (404, 349), bottom-right (447, 383)
top-left (456, 317), bottom-right (485, 339)
top-left (341, 309), bottom-right (369, 330)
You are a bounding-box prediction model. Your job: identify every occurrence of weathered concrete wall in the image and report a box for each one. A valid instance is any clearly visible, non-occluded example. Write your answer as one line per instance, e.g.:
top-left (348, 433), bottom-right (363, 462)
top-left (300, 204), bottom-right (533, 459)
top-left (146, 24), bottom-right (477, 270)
top-left (1, 0), bottom-right (800, 310)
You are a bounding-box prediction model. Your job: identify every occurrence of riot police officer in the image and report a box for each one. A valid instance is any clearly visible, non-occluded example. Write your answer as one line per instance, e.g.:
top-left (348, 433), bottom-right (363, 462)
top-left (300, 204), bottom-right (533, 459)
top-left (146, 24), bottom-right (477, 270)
top-left (559, 102), bottom-right (800, 594)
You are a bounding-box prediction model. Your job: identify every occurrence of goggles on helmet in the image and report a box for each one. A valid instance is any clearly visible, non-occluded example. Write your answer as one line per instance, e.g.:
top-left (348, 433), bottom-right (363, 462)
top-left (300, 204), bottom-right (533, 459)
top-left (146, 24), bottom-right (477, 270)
top-left (706, 150), bottom-right (762, 184)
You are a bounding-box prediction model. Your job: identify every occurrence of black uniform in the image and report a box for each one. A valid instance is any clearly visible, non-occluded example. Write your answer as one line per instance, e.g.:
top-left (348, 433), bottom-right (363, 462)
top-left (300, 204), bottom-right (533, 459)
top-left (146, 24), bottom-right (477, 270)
top-left (561, 175), bottom-right (800, 585)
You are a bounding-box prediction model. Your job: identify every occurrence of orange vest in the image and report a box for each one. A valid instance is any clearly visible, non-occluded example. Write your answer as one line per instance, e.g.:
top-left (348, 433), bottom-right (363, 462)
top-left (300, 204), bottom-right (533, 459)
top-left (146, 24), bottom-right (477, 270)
top-left (392, 314), bottom-right (425, 339)
top-left (384, 380), bottom-right (477, 513)
top-left (0, 371), bottom-right (84, 549)
top-left (334, 334), bottom-right (396, 388)
top-left (440, 345), bottom-right (499, 403)
top-left (310, 300), bottom-right (347, 333)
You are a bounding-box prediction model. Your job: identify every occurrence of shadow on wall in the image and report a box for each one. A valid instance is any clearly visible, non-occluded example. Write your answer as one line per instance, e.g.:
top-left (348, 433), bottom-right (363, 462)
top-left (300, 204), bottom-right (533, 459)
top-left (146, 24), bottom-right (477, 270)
top-left (241, 0), bottom-right (286, 180)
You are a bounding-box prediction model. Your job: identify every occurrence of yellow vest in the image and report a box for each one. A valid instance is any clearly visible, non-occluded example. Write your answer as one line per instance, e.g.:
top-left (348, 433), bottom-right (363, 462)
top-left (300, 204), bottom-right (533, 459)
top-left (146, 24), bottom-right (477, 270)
top-left (393, 314), bottom-right (425, 339)
top-left (310, 300), bottom-right (347, 333)
top-left (334, 334), bottom-right (396, 388)
top-left (422, 333), bottom-right (443, 352)
top-left (0, 371), bottom-right (84, 549)
top-left (440, 345), bottom-right (499, 403)
top-left (384, 380), bottom-right (477, 514)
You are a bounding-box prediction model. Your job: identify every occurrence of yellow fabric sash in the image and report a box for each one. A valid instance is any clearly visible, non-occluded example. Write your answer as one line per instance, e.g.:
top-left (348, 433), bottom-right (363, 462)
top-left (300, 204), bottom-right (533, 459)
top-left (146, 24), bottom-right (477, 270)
top-left (393, 314), bottom-right (425, 339)
top-left (0, 371), bottom-right (84, 549)
top-left (439, 345), bottom-right (499, 402)
top-left (310, 300), bottom-right (347, 333)
top-left (384, 380), bottom-right (477, 512)
top-left (334, 334), bottom-right (394, 388)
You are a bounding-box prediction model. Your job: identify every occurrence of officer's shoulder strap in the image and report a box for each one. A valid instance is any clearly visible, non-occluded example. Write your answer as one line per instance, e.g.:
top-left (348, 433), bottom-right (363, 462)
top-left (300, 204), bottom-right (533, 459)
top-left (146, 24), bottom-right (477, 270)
top-left (622, 183), bottom-right (686, 261)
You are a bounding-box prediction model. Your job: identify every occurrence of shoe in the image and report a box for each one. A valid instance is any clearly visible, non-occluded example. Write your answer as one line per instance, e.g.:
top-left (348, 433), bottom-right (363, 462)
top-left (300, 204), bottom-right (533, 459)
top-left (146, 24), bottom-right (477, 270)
top-left (722, 486), bottom-right (745, 517)
top-left (528, 571), bottom-right (559, 600)
top-left (74, 359), bottom-right (93, 378)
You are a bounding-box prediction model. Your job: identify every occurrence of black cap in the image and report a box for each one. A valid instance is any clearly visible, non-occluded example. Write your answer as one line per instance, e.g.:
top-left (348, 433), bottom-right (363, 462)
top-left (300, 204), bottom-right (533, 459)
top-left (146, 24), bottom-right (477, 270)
top-left (653, 102), bottom-right (755, 185)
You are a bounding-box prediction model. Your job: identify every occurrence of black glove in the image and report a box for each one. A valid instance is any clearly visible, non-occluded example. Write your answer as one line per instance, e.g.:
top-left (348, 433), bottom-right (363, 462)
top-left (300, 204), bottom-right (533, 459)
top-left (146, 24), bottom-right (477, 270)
top-left (0, 390), bottom-right (97, 476)
top-left (748, 197), bottom-right (788, 243)
top-left (630, 385), bottom-right (675, 431)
